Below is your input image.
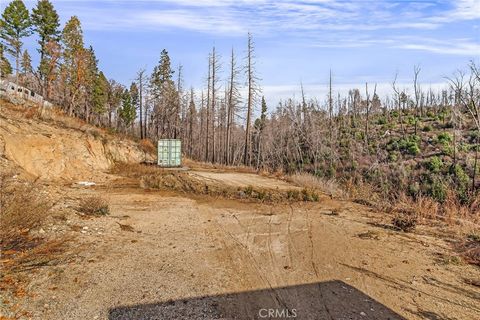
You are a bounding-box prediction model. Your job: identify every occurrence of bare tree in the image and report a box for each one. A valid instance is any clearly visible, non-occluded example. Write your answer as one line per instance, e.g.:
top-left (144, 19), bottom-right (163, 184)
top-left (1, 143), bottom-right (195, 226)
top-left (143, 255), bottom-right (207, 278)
top-left (210, 47), bottom-right (221, 163)
top-left (226, 48), bottom-right (241, 165)
top-left (364, 82), bottom-right (377, 147)
top-left (136, 69), bottom-right (146, 139)
top-left (413, 65), bottom-right (421, 134)
top-left (205, 54), bottom-right (211, 162)
top-left (244, 33), bottom-right (260, 166)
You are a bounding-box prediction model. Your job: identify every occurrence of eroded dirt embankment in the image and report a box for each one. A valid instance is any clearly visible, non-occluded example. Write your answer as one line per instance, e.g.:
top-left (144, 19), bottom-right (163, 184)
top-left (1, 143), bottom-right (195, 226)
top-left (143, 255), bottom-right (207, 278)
top-left (0, 100), bottom-right (152, 181)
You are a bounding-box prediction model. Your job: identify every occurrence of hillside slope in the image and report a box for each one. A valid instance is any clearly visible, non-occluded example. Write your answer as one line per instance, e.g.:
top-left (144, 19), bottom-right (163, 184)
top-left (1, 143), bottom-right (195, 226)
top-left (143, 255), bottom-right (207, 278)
top-left (0, 100), bottom-right (153, 181)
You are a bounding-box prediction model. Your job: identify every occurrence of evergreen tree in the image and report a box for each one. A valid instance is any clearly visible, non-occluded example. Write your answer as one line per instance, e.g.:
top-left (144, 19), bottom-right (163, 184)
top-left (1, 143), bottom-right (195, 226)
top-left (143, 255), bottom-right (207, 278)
top-left (150, 49), bottom-right (177, 138)
top-left (84, 45), bottom-right (99, 121)
top-left (62, 16), bottom-right (85, 115)
top-left (130, 82), bottom-right (139, 111)
top-left (20, 49), bottom-right (31, 74)
top-left (119, 89), bottom-right (136, 129)
top-left (20, 49), bottom-right (32, 86)
top-left (31, 0), bottom-right (60, 94)
top-left (0, 44), bottom-right (12, 78)
top-left (0, 0), bottom-right (32, 84)
top-left (92, 71), bottom-right (109, 115)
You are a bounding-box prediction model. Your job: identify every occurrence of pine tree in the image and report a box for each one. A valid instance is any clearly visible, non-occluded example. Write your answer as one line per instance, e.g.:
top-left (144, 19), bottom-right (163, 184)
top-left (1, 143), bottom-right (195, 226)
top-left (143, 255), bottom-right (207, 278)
top-left (31, 0), bottom-right (60, 95)
top-left (119, 89), bottom-right (136, 130)
top-left (92, 71), bottom-right (109, 117)
top-left (20, 49), bottom-right (32, 86)
top-left (150, 49), bottom-right (177, 138)
top-left (130, 82), bottom-right (139, 112)
top-left (0, 0), bottom-right (32, 84)
top-left (20, 49), bottom-right (31, 74)
top-left (42, 39), bottom-right (61, 100)
top-left (0, 44), bottom-right (12, 78)
top-left (84, 46), bottom-right (99, 121)
top-left (62, 16), bottom-right (85, 115)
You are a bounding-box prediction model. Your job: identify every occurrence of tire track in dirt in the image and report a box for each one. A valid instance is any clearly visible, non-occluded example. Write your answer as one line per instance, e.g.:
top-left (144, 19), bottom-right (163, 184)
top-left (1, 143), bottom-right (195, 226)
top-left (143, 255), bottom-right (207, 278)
top-left (306, 208), bottom-right (334, 320)
top-left (203, 205), bottom-right (293, 313)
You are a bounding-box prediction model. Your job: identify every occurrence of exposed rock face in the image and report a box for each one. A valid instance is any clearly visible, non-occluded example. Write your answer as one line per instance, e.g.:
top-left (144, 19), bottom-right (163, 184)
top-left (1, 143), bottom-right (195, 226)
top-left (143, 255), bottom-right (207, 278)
top-left (0, 100), bottom-right (154, 181)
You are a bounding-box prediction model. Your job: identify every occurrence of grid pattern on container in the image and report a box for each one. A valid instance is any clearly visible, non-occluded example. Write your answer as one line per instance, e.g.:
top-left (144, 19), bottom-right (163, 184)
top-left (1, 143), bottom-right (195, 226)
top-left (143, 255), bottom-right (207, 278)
top-left (157, 139), bottom-right (181, 167)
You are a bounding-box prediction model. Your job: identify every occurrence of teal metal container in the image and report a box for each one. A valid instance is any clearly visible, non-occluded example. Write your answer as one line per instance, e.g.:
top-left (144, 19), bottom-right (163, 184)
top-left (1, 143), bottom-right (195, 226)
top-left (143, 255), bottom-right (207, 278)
top-left (157, 139), bottom-right (182, 167)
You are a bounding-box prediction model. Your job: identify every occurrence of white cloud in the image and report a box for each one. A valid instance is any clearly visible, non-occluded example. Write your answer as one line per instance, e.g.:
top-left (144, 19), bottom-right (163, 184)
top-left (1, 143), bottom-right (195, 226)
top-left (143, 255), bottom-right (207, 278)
top-left (13, 0), bottom-right (478, 56)
top-left (397, 42), bottom-right (480, 56)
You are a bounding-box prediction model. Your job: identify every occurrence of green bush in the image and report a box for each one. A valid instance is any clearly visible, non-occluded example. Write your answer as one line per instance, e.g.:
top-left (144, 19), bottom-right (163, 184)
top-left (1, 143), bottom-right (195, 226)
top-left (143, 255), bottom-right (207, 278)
top-left (405, 115), bottom-right (418, 126)
top-left (390, 135), bottom-right (421, 155)
top-left (355, 131), bottom-right (364, 141)
top-left (376, 117), bottom-right (387, 125)
top-left (437, 132), bottom-right (452, 146)
top-left (388, 151), bottom-right (399, 162)
top-left (422, 125), bottom-right (433, 132)
top-left (427, 156), bottom-right (443, 173)
top-left (429, 179), bottom-right (447, 203)
top-left (408, 182), bottom-right (420, 196)
top-left (442, 145), bottom-right (454, 156)
top-left (407, 143), bottom-right (421, 155)
top-left (453, 164), bottom-right (470, 203)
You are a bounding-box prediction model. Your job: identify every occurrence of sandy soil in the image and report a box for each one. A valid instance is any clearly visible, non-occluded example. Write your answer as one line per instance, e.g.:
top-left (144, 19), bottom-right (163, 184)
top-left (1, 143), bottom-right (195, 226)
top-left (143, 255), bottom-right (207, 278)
top-left (18, 170), bottom-right (480, 320)
top-left (189, 171), bottom-right (299, 190)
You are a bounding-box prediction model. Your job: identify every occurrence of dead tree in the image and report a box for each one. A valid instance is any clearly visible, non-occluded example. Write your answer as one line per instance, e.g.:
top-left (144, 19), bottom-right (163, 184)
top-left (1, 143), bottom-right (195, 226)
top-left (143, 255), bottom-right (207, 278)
top-left (226, 48), bottom-right (241, 165)
top-left (205, 55), bottom-right (211, 162)
top-left (244, 33), bottom-right (260, 166)
top-left (413, 65), bottom-right (421, 134)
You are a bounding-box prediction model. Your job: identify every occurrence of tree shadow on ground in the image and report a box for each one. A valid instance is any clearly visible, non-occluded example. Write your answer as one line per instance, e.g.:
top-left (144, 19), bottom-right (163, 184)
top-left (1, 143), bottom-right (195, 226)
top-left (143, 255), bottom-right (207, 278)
top-left (109, 280), bottom-right (406, 320)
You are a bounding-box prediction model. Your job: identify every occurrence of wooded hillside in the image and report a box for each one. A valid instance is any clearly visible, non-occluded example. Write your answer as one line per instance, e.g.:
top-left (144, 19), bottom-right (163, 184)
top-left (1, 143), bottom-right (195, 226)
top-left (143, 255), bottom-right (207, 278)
top-left (1, 0), bottom-right (478, 218)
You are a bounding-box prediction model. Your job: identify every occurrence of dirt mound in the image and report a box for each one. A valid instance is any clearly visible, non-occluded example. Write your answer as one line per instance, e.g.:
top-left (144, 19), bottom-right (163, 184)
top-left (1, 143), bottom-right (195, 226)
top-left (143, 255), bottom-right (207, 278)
top-left (111, 163), bottom-right (320, 202)
top-left (0, 100), bottom-right (153, 181)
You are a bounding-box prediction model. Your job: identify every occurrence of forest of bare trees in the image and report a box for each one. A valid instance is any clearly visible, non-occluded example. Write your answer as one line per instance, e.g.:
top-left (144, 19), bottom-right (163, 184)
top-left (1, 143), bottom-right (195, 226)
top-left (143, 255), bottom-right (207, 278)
top-left (1, 0), bottom-right (479, 215)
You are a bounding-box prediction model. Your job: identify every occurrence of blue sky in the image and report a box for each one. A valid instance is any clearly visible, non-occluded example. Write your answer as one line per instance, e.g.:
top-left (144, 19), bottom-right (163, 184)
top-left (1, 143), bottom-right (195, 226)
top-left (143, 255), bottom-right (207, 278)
top-left (3, 0), bottom-right (480, 104)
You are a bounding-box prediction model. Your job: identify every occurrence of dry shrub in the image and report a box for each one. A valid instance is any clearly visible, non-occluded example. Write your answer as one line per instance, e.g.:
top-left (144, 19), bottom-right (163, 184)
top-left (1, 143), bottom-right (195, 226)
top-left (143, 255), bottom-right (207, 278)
top-left (78, 196), bottom-right (109, 216)
top-left (441, 191), bottom-right (479, 225)
top-left (288, 173), bottom-right (346, 199)
top-left (0, 174), bottom-right (51, 251)
top-left (456, 235), bottom-right (480, 266)
top-left (394, 193), bottom-right (438, 221)
top-left (0, 174), bottom-right (68, 277)
top-left (111, 162), bottom-right (162, 178)
top-left (344, 177), bottom-right (382, 206)
top-left (139, 139), bottom-right (156, 155)
top-left (182, 157), bottom-right (256, 174)
top-left (23, 106), bottom-right (40, 119)
top-left (392, 210), bottom-right (418, 232)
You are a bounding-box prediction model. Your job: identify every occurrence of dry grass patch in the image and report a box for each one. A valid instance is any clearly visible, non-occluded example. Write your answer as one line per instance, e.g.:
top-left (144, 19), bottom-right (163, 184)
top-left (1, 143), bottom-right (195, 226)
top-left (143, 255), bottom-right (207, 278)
top-left (288, 173), bottom-right (346, 199)
top-left (0, 173), bottom-right (69, 308)
top-left (0, 174), bottom-right (51, 252)
top-left (139, 139), bottom-right (156, 154)
top-left (78, 196), bottom-right (109, 216)
top-left (456, 233), bottom-right (480, 266)
top-left (391, 209), bottom-right (418, 232)
top-left (182, 157), bottom-right (257, 174)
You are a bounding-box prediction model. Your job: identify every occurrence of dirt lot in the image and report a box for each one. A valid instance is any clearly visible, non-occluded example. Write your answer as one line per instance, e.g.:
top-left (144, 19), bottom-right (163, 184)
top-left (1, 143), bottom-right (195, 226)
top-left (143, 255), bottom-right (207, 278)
top-left (13, 169), bottom-right (479, 320)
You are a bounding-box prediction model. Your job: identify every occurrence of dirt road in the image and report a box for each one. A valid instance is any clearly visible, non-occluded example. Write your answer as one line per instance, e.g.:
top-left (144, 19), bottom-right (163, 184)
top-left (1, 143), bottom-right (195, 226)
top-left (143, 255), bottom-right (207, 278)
top-left (18, 169), bottom-right (479, 320)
